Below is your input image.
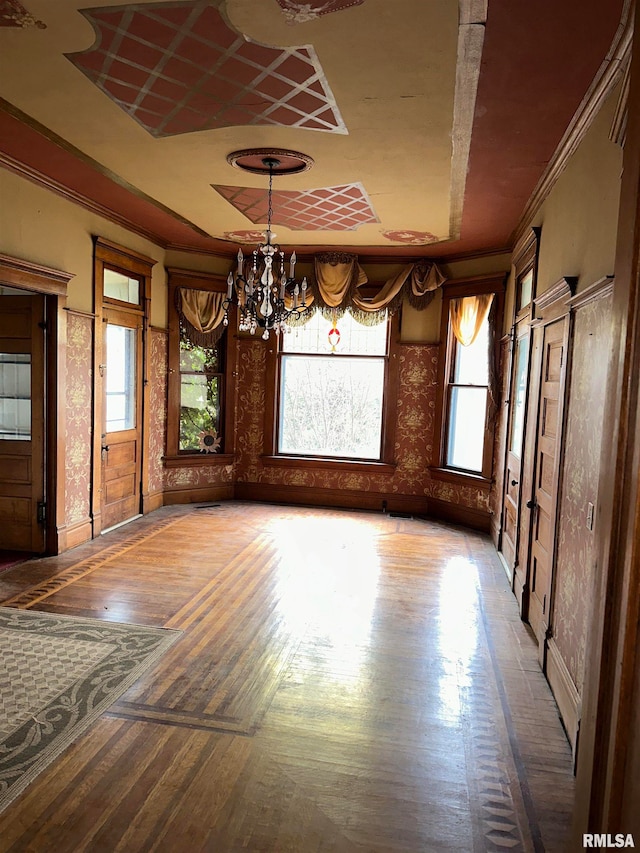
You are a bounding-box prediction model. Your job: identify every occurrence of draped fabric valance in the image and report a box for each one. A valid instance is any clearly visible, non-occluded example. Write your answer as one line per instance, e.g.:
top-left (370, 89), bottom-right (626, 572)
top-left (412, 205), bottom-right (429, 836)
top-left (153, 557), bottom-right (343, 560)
top-left (312, 253), bottom-right (446, 324)
top-left (175, 288), bottom-right (226, 347)
top-left (449, 294), bottom-right (494, 347)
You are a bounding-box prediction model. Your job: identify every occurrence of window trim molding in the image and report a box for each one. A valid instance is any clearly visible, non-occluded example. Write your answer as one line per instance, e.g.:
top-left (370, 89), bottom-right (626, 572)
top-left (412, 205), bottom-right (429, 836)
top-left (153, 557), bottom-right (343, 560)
top-left (512, 226), bottom-right (541, 320)
top-left (264, 310), bottom-right (400, 467)
top-left (432, 273), bottom-right (506, 484)
top-left (165, 267), bottom-right (236, 464)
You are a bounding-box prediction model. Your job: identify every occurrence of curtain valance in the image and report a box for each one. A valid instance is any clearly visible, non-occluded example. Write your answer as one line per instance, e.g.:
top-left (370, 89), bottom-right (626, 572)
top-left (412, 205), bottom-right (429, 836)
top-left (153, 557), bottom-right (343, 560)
top-left (175, 288), bottom-right (226, 347)
top-left (311, 253), bottom-right (446, 324)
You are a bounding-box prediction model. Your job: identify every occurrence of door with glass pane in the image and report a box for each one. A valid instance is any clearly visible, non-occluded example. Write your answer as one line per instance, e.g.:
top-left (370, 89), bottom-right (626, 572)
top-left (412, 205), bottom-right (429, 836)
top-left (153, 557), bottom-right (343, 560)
top-left (500, 320), bottom-right (531, 578)
top-left (101, 308), bottom-right (143, 531)
top-left (0, 295), bottom-right (45, 551)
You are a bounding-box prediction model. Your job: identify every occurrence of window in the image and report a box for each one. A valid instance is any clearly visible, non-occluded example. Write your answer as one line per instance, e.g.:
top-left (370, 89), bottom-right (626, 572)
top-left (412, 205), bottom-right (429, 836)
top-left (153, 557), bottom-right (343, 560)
top-left (446, 317), bottom-right (489, 472)
top-left (276, 310), bottom-right (391, 462)
top-left (103, 268), bottom-right (140, 305)
top-left (178, 326), bottom-right (224, 452)
top-left (0, 352), bottom-right (30, 440)
top-left (433, 275), bottom-right (505, 483)
top-left (166, 270), bottom-right (234, 461)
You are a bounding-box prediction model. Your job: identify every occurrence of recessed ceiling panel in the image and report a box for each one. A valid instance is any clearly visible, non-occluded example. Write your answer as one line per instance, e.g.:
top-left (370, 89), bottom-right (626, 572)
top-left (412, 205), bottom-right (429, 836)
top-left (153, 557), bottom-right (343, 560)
top-left (66, 0), bottom-right (347, 137)
top-left (213, 182), bottom-right (378, 231)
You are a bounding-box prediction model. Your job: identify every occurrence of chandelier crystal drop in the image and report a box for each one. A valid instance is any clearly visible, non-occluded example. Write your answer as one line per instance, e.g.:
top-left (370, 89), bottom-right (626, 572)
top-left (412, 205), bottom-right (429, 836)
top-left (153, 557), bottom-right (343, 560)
top-left (223, 157), bottom-right (309, 340)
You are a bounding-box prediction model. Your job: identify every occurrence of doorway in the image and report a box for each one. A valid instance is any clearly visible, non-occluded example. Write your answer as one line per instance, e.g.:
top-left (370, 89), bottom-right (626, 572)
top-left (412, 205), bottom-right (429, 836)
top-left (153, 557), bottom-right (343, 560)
top-left (0, 293), bottom-right (46, 552)
top-left (100, 307), bottom-right (144, 531)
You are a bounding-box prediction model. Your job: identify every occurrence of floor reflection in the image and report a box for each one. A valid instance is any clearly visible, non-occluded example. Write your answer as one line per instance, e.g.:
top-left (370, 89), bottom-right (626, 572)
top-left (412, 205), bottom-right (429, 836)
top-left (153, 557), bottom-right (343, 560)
top-left (437, 555), bottom-right (480, 723)
top-left (269, 516), bottom-right (381, 683)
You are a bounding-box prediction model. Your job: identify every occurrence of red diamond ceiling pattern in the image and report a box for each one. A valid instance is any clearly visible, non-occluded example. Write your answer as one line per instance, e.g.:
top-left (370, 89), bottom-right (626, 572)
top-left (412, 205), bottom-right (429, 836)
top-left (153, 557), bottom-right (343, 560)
top-left (67, 0), bottom-right (346, 137)
top-left (213, 183), bottom-right (378, 231)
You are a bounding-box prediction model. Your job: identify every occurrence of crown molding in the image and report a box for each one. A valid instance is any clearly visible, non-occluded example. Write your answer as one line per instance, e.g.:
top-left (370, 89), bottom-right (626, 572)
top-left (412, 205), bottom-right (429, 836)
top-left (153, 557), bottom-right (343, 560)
top-left (514, 0), bottom-right (633, 245)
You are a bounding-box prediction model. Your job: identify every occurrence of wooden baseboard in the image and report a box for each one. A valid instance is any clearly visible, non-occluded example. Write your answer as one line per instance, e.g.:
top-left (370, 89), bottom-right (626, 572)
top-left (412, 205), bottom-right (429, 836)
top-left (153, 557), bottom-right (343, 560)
top-left (143, 491), bottom-right (164, 514)
top-left (425, 496), bottom-right (491, 532)
top-left (490, 512), bottom-right (501, 549)
top-left (234, 481), bottom-right (427, 515)
top-left (163, 484), bottom-right (234, 506)
top-left (546, 637), bottom-right (581, 760)
top-left (60, 517), bottom-right (93, 552)
top-left (513, 572), bottom-right (528, 616)
top-left (233, 483), bottom-right (492, 532)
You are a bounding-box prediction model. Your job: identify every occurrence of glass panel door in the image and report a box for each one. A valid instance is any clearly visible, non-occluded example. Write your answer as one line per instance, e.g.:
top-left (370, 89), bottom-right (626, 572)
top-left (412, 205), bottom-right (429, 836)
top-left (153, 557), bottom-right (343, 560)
top-left (105, 325), bottom-right (136, 432)
top-left (0, 352), bottom-right (31, 440)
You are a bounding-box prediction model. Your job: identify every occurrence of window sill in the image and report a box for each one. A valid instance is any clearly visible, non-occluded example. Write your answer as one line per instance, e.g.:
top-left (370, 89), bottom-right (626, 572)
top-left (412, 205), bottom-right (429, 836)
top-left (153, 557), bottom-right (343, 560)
top-left (261, 455), bottom-right (396, 474)
top-left (163, 454), bottom-right (234, 468)
top-left (429, 467), bottom-right (492, 490)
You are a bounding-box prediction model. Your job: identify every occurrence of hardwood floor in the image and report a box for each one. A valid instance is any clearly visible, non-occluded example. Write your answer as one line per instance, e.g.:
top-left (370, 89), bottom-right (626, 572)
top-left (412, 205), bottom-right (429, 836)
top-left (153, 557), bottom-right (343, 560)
top-left (0, 503), bottom-right (574, 852)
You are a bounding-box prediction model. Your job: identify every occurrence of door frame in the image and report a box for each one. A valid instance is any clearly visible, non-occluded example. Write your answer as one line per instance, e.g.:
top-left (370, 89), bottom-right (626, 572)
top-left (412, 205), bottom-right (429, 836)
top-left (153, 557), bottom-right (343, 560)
top-left (92, 238), bottom-right (155, 537)
top-left (499, 227), bottom-right (539, 600)
top-left (518, 276), bottom-right (576, 663)
top-left (0, 253), bottom-right (74, 554)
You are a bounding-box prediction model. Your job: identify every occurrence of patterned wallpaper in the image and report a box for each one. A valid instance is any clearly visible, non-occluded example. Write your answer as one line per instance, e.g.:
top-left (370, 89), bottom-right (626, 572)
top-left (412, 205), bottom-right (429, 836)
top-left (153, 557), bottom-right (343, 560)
top-left (148, 330), bottom-right (167, 496)
top-left (234, 339), bottom-right (492, 511)
top-left (553, 292), bottom-right (612, 694)
top-left (65, 313), bottom-right (93, 527)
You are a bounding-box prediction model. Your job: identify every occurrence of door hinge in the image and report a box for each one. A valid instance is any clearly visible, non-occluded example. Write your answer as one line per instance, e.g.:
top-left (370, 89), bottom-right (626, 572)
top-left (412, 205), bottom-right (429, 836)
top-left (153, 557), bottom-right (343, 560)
top-left (37, 501), bottom-right (46, 525)
top-left (38, 320), bottom-right (49, 332)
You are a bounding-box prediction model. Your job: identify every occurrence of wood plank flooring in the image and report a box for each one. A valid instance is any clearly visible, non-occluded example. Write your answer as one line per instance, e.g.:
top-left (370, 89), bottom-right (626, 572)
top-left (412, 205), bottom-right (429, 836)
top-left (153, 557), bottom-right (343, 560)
top-left (0, 503), bottom-right (574, 852)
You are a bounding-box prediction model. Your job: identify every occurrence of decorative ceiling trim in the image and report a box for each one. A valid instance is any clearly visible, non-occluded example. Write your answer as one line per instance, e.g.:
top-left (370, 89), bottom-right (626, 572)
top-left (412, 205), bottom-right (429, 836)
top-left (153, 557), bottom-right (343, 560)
top-left (0, 151), bottom-right (171, 249)
top-left (381, 230), bottom-right (439, 245)
top-left (276, 0), bottom-right (364, 25)
top-left (227, 147), bottom-right (314, 175)
top-left (514, 0), bottom-right (632, 246)
top-left (447, 0), bottom-right (487, 243)
top-left (67, 0), bottom-right (347, 137)
top-left (0, 0), bottom-right (45, 29)
top-left (609, 51), bottom-right (631, 147)
top-left (212, 182), bottom-right (378, 231)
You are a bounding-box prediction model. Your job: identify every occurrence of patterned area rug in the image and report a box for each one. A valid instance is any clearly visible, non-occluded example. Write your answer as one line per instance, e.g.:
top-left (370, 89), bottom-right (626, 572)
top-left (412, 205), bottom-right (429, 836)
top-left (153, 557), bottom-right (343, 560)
top-left (0, 607), bottom-right (181, 813)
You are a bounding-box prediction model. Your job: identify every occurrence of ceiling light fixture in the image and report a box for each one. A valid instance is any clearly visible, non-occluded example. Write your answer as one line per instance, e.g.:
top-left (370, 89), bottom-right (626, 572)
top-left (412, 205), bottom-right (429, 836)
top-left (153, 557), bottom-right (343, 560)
top-left (223, 153), bottom-right (312, 340)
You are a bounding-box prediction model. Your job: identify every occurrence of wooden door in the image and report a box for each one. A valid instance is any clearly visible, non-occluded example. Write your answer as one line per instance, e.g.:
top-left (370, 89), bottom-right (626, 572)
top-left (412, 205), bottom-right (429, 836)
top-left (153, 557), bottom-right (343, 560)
top-left (100, 307), bottom-right (143, 532)
top-left (0, 295), bottom-right (46, 552)
top-left (527, 318), bottom-right (567, 658)
top-left (500, 322), bottom-right (530, 577)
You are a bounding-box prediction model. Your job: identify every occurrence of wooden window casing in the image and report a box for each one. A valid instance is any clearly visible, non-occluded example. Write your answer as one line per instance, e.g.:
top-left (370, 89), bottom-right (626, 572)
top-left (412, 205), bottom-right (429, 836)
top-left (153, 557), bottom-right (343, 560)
top-left (432, 274), bottom-right (506, 488)
top-left (165, 268), bottom-right (236, 466)
top-left (262, 310), bottom-right (400, 473)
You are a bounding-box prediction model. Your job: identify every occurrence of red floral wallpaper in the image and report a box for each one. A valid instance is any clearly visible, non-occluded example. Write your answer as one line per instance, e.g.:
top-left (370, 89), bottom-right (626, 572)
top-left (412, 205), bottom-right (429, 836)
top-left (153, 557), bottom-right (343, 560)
top-left (234, 340), bottom-right (492, 512)
top-left (65, 313), bottom-right (93, 526)
top-left (554, 291), bottom-right (612, 693)
top-left (148, 330), bottom-right (167, 496)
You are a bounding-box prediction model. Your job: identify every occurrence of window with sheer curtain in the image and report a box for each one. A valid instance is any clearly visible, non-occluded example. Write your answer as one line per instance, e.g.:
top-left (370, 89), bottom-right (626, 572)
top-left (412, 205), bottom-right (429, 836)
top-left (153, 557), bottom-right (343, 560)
top-left (434, 277), bottom-right (504, 482)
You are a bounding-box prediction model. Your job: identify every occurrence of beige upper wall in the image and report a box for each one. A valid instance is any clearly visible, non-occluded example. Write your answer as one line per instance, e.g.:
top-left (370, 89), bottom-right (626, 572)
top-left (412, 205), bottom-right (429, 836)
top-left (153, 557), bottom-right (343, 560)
top-left (0, 169), bottom-right (167, 325)
top-left (531, 87), bottom-right (623, 297)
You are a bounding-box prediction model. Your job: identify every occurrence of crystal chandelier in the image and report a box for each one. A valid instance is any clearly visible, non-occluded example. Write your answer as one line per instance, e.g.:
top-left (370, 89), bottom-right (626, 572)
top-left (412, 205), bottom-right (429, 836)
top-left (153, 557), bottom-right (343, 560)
top-left (223, 157), bottom-right (309, 340)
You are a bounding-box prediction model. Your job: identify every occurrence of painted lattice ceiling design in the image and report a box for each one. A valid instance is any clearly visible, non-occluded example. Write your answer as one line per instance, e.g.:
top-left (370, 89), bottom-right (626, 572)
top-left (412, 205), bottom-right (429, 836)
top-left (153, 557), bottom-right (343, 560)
top-left (67, 0), bottom-right (346, 137)
top-left (213, 183), bottom-right (378, 231)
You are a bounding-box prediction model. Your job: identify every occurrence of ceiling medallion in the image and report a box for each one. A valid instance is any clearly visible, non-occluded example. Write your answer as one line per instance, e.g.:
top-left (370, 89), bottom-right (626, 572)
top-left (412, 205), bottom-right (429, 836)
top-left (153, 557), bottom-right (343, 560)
top-left (226, 148), bottom-right (314, 176)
